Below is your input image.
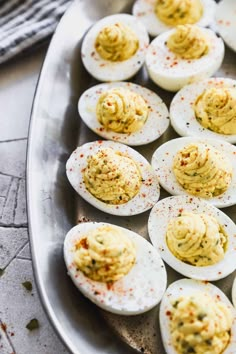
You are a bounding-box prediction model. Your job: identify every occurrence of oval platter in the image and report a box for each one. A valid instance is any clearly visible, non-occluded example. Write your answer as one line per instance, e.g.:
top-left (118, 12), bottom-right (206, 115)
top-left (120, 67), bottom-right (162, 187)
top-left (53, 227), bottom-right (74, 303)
top-left (27, 0), bottom-right (236, 353)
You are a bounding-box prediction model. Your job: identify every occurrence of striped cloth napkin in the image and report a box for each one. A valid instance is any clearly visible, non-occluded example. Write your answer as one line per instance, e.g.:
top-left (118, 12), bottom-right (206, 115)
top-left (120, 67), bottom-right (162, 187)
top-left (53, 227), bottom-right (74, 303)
top-left (0, 0), bottom-right (72, 64)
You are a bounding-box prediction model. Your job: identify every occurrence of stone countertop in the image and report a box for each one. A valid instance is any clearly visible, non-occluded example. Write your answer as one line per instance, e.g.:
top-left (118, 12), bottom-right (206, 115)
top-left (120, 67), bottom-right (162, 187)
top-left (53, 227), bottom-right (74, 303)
top-left (0, 47), bottom-right (69, 354)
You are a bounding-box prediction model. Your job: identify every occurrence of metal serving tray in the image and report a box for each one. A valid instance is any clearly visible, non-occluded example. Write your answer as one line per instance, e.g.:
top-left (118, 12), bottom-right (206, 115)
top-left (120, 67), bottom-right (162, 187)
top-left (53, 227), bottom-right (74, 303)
top-left (27, 0), bottom-right (236, 353)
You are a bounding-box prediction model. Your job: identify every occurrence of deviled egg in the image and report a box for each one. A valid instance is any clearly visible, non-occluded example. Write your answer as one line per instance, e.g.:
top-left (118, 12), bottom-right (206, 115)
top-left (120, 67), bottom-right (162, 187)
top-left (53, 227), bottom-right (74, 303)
top-left (145, 24), bottom-right (224, 92)
top-left (151, 137), bottom-right (236, 208)
top-left (215, 0), bottom-right (236, 52)
top-left (170, 77), bottom-right (236, 144)
top-left (78, 82), bottom-right (169, 146)
top-left (64, 222), bottom-right (167, 315)
top-left (148, 195), bottom-right (236, 281)
top-left (66, 140), bottom-right (160, 216)
top-left (81, 14), bottom-right (149, 82)
top-left (160, 279), bottom-right (236, 354)
top-left (132, 0), bottom-right (216, 36)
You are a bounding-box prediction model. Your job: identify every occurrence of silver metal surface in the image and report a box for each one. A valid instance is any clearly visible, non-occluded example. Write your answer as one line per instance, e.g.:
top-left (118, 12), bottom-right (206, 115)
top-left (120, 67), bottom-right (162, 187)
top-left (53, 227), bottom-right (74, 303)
top-left (27, 1), bottom-right (236, 353)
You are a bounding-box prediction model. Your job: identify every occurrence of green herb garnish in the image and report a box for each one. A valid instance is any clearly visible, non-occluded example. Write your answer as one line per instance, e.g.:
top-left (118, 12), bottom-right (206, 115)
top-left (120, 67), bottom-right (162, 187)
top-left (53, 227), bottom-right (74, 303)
top-left (26, 319), bottom-right (39, 331)
top-left (22, 281), bottom-right (32, 291)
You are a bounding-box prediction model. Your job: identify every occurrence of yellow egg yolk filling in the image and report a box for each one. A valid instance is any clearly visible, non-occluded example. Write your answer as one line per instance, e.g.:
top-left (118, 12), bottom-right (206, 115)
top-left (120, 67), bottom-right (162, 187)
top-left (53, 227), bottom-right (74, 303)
top-left (170, 293), bottom-right (233, 354)
top-left (74, 225), bottom-right (136, 282)
top-left (167, 25), bottom-right (209, 60)
top-left (155, 0), bottom-right (203, 26)
top-left (166, 212), bottom-right (228, 266)
top-left (173, 143), bottom-right (232, 198)
top-left (95, 22), bottom-right (139, 62)
top-left (96, 87), bottom-right (149, 133)
top-left (194, 87), bottom-right (236, 135)
top-left (83, 148), bottom-right (142, 204)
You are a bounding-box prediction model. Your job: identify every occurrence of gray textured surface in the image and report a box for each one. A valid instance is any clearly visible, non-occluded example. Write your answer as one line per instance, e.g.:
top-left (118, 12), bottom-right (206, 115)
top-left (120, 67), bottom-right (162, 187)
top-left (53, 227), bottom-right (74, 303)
top-left (0, 47), bottom-right (69, 353)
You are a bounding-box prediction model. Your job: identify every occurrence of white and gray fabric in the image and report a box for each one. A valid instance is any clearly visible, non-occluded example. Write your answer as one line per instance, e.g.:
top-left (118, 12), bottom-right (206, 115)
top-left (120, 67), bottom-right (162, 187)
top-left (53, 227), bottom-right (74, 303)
top-left (0, 0), bottom-right (72, 64)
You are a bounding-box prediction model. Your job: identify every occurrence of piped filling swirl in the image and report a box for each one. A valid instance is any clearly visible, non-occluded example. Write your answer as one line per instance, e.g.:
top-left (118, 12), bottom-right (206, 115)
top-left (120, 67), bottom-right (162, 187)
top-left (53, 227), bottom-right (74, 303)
top-left (167, 25), bottom-right (209, 60)
top-left (96, 87), bottom-right (149, 133)
top-left (155, 0), bottom-right (203, 26)
top-left (95, 22), bottom-right (139, 62)
top-left (194, 87), bottom-right (236, 135)
top-left (166, 212), bottom-right (228, 266)
top-left (83, 148), bottom-right (142, 204)
top-left (173, 143), bottom-right (232, 198)
top-left (74, 225), bottom-right (136, 282)
top-left (170, 293), bottom-right (233, 354)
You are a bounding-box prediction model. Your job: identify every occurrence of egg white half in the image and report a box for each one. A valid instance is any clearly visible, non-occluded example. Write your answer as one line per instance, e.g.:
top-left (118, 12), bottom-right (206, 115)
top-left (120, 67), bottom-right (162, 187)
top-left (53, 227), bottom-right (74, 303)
top-left (148, 195), bottom-right (236, 281)
top-left (145, 27), bottom-right (224, 92)
top-left (170, 77), bottom-right (236, 144)
top-left (151, 137), bottom-right (236, 208)
top-left (78, 82), bottom-right (169, 146)
top-left (132, 0), bottom-right (216, 37)
top-left (160, 279), bottom-right (236, 354)
top-left (232, 277), bottom-right (236, 308)
top-left (81, 14), bottom-right (149, 82)
top-left (66, 140), bottom-right (160, 216)
top-left (64, 222), bottom-right (167, 315)
top-left (214, 0), bottom-right (236, 52)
